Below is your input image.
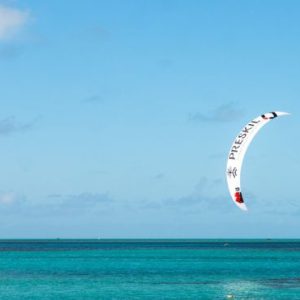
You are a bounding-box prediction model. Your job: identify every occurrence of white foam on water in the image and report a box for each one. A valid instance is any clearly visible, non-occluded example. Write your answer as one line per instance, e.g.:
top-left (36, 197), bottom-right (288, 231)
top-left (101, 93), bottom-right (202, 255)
top-left (222, 280), bottom-right (262, 299)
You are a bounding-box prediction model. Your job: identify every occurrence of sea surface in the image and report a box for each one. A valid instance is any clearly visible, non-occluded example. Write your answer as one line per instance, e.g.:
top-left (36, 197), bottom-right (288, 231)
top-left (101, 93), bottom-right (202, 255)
top-left (0, 240), bottom-right (299, 299)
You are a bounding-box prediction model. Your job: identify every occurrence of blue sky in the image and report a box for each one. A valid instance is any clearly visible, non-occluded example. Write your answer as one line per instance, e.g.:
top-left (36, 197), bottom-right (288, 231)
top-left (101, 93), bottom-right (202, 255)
top-left (0, 0), bottom-right (299, 238)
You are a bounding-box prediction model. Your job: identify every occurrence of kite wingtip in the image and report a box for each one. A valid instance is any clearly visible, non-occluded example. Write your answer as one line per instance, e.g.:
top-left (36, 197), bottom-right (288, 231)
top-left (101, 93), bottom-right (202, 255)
top-left (239, 204), bottom-right (248, 211)
top-left (276, 111), bottom-right (290, 116)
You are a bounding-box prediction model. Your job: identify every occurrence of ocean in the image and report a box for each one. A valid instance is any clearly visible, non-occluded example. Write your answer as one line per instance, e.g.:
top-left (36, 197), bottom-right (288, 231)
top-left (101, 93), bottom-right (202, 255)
top-left (0, 240), bottom-right (299, 299)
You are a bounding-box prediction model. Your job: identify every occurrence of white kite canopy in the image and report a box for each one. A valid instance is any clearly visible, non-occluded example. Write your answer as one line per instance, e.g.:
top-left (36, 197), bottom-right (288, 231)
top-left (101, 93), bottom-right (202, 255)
top-left (226, 111), bottom-right (289, 211)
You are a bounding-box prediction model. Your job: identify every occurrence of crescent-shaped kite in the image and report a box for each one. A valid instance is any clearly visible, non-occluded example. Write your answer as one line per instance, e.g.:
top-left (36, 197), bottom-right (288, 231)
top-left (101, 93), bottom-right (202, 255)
top-left (226, 111), bottom-right (289, 211)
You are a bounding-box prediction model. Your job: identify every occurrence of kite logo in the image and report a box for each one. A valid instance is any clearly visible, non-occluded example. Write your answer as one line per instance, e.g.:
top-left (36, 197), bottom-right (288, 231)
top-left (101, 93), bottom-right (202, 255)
top-left (227, 167), bottom-right (237, 178)
top-left (261, 112), bottom-right (278, 120)
top-left (228, 120), bottom-right (260, 160)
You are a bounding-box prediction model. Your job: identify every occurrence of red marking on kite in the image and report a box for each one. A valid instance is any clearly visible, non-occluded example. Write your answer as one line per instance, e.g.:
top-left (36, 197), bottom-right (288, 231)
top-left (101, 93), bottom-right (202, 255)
top-left (234, 192), bottom-right (244, 203)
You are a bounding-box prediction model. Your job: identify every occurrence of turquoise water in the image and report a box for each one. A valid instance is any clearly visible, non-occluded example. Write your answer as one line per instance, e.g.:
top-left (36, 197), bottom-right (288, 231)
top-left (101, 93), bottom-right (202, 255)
top-left (0, 240), bottom-right (299, 299)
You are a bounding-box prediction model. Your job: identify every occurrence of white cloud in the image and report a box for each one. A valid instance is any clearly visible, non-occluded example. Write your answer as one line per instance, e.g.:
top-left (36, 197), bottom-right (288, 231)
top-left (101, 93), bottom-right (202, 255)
top-left (0, 116), bottom-right (37, 136)
top-left (188, 102), bottom-right (244, 123)
top-left (0, 192), bottom-right (18, 204)
top-left (0, 5), bottom-right (29, 40)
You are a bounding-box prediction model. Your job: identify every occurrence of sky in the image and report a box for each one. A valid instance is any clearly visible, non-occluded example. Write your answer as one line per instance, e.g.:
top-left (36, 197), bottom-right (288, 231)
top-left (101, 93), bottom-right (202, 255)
top-left (0, 0), bottom-right (299, 238)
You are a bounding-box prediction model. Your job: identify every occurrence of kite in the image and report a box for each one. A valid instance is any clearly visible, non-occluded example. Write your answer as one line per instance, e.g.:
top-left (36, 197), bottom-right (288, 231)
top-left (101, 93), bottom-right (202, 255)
top-left (226, 111), bottom-right (289, 211)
